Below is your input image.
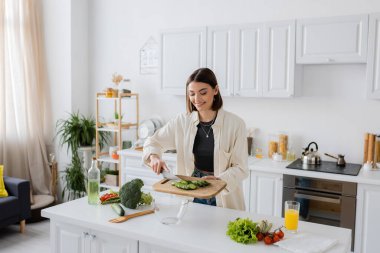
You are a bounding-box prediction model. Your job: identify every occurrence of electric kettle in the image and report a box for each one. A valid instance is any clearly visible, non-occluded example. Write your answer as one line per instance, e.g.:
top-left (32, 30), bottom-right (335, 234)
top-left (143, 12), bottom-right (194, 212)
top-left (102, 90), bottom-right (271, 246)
top-left (302, 142), bottom-right (322, 165)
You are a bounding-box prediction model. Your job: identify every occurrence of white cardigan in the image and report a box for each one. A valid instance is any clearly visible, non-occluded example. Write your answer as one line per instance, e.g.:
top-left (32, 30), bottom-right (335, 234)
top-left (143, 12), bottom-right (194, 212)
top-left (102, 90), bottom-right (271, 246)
top-left (143, 109), bottom-right (249, 210)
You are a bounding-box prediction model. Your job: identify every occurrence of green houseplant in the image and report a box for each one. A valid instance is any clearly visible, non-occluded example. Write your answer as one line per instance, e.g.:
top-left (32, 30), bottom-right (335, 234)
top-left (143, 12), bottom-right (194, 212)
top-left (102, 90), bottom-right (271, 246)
top-left (56, 112), bottom-right (110, 200)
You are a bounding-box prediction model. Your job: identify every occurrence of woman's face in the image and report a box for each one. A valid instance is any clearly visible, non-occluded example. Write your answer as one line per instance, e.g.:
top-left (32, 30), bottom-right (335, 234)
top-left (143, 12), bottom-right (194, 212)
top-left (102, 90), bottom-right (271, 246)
top-left (188, 81), bottom-right (219, 112)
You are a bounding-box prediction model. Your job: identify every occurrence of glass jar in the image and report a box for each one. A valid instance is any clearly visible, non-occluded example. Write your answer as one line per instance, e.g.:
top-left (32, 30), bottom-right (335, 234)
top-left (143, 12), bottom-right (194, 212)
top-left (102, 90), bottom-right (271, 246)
top-left (255, 148), bottom-right (264, 159)
top-left (286, 147), bottom-right (296, 161)
top-left (105, 88), bottom-right (113, 98)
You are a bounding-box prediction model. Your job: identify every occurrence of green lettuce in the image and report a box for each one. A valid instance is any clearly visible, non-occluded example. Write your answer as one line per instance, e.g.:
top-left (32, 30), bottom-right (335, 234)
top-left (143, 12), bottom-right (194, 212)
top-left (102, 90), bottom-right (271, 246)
top-left (226, 218), bottom-right (259, 244)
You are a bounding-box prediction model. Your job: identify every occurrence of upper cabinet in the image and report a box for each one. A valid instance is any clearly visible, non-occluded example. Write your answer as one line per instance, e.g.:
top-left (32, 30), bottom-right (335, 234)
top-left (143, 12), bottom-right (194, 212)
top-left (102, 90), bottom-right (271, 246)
top-left (160, 14), bottom-right (375, 98)
top-left (161, 27), bottom-right (206, 95)
top-left (234, 20), bottom-right (296, 97)
top-left (367, 13), bottom-right (380, 99)
top-left (207, 25), bottom-right (236, 96)
top-left (235, 24), bottom-right (263, 97)
top-left (296, 15), bottom-right (369, 64)
top-left (234, 21), bottom-right (295, 97)
top-left (262, 21), bottom-right (295, 97)
top-left (205, 20), bottom-right (296, 98)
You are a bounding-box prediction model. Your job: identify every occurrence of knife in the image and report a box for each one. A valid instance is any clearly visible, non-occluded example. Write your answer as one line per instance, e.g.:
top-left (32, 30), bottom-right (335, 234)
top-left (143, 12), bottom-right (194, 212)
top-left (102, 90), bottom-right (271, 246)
top-left (161, 167), bottom-right (189, 181)
top-left (162, 169), bottom-right (180, 180)
top-left (144, 162), bottom-right (187, 180)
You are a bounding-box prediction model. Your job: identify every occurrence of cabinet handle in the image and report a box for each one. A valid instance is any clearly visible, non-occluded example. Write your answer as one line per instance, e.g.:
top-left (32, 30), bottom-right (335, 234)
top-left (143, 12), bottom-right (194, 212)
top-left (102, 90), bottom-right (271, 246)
top-left (294, 193), bottom-right (340, 204)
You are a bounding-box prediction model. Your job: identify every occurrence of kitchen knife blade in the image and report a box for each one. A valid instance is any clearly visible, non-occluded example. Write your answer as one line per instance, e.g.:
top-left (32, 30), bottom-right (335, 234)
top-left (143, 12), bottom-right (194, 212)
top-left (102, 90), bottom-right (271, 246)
top-left (161, 168), bottom-right (189, 181)
top-left (161, 170), bottom-right (180, 180)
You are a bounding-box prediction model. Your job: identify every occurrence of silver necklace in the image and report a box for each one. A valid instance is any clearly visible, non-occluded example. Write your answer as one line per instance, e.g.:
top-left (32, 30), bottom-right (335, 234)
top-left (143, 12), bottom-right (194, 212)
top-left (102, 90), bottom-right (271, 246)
top-left (199, 118), bottom-right (215, 138)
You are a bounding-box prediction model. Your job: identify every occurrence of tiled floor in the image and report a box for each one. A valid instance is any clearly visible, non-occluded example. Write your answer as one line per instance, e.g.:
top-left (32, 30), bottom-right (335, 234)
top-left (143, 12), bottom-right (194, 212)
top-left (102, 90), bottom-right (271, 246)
top-left (0, 220), bottom-right (50, 253)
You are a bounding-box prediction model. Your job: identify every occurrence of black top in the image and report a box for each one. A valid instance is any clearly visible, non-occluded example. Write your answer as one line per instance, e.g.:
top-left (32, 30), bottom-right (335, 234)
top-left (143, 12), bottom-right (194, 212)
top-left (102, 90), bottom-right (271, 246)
top-left (193, 120), bottom-right (215, 172)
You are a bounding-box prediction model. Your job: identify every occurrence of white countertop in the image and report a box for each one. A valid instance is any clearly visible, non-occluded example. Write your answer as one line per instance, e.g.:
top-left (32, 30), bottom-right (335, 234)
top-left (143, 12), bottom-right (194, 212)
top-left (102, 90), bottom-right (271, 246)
top-left (249, 157), bottom-right (380, 186)
top-left (42, 194), bottom-right (351, 253)
top-left (119, 149), bottom-right (380, 185)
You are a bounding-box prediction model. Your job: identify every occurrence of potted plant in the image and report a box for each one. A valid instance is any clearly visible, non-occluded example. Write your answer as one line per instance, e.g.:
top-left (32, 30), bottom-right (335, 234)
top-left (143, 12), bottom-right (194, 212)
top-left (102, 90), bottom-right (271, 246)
top-left (56, 112), bottom-right (110, 200)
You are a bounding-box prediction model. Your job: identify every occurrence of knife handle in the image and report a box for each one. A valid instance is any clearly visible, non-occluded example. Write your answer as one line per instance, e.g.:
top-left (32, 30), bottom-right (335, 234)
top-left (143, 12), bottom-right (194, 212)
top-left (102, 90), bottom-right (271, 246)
top-left (109, 209), bottom-right (155, 223)
top-left (161, 179), bottom-right (170, 184)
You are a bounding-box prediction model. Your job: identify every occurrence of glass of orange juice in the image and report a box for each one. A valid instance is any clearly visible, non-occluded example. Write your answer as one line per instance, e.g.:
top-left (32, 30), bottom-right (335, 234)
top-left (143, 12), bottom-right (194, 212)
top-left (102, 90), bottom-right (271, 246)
top-left (284, 201), bottom-right (300, 233)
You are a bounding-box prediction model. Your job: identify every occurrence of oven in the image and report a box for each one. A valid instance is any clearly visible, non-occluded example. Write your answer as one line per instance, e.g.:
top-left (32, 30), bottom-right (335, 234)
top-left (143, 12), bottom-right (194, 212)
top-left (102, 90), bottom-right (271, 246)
top-left (282, 174), bottom-right (357, 250)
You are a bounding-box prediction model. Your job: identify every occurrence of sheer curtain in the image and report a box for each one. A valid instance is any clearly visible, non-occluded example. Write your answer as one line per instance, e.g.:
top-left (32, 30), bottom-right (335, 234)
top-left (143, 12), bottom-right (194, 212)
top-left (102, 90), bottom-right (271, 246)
top-left (0, 0), bottom-right (51, 195)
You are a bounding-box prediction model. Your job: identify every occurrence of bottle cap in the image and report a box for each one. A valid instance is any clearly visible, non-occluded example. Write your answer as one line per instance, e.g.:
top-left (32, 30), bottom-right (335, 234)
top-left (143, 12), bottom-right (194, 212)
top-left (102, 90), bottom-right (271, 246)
top-left (92, 157), bottom-right (97, 161)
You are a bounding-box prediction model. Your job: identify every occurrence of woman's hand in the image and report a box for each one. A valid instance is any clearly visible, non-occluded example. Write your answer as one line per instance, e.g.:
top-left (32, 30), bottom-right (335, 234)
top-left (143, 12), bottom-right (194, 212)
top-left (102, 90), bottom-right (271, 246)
top-left (149, 154), bottom-right (168, 175)
top-left (202, 175), bottom-right (219, 180)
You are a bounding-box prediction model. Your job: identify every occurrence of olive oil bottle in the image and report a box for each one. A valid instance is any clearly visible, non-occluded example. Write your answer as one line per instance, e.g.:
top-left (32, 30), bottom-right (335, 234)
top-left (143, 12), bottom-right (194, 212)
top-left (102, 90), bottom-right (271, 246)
top-left (88, 157), bottom-right (100, 205)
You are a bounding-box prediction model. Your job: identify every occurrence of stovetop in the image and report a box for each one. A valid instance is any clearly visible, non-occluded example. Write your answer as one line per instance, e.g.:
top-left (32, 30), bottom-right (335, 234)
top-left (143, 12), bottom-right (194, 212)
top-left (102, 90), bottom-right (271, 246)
top-left (286, 159), bottom-right (362, 176)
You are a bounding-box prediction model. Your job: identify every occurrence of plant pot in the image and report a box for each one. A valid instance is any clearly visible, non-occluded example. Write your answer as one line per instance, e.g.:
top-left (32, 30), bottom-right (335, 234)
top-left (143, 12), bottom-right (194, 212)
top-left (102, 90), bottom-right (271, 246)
top-left (105, 174), bottom-right (119, 186)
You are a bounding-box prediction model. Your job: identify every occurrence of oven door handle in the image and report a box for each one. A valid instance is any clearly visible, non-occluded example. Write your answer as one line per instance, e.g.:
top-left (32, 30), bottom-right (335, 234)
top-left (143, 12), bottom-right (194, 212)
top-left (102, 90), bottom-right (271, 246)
top-left (294, 193), bottom-right (341, 204)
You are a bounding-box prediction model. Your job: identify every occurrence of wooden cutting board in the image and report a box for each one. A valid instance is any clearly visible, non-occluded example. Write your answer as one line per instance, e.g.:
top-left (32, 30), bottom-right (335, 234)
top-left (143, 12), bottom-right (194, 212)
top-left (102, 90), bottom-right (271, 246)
top-left (152, 176), bottom-right (227, 199)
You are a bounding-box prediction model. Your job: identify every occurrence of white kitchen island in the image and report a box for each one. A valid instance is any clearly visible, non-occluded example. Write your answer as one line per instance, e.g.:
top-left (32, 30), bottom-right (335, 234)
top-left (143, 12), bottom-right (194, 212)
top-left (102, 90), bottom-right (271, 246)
top-left (42, 194), bottom-right (351, 253)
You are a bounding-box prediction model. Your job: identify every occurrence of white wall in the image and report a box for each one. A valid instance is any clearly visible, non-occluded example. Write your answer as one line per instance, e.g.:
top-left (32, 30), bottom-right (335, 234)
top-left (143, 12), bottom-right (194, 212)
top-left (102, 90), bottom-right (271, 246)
top-left (41, 0), bottom-right (72, 167)
top-left (41, 0), bottom-right (90, 201)
top-left (85, 0), bottom-right (380, 164)
top-left (72, 0), bottom-right (89, 115)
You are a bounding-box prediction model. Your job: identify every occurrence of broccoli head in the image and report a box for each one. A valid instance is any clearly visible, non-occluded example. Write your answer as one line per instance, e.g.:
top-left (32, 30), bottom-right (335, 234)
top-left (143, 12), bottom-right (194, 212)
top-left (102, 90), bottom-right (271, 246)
top-left (120, 178), bottom-right (144, 209)
top-left (139, 192), bottom-right (153, 206)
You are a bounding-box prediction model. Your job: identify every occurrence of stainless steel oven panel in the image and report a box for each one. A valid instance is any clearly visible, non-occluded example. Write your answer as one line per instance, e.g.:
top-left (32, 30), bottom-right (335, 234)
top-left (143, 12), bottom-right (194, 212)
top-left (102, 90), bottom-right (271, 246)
top-left (282, 187), bottom-right (296, 217)
top-left (294, 192), bottom-right (340, 204)
top-left (340, 195), bottom-right (356, 234)
top-left (283, 175), bottom-right (357, 196)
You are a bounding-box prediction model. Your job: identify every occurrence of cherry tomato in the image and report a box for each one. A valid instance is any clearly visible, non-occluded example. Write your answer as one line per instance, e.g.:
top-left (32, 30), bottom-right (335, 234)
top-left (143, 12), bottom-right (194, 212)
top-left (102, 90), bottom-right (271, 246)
top-left (256, 232), bottom-right (264, 241)
top-left (264, 236), bottom-right (273, 245)
top-left (273, 234), bottom-right (280, 243)
top-left (276, 229), bottom-right (284, 239)
top-left (100, 193), bottom-right (118, 202)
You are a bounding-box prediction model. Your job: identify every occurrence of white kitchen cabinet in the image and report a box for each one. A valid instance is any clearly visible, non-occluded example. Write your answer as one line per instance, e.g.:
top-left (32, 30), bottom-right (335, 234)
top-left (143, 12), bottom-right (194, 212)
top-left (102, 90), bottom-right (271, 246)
top-left (51, 221), bottom-right (138, 253)
top-left (249, 171), bottom-right (283, 217)
top-left (161, 27), bottom-right (207, 95)
top-left (354, 183), bottom-right (380, 253)
top-left (235, 24), bottom-right (263, 97)
top-left (242, 177), bottom-right (251, 211)
top-left (207, 25), bottom-right (236, 96)
top-left (366, 13), bottom-right (380, 99)
top-left (161, 21), bottom-right (295, 98)
top-left (92, 229), bottom-right (138, 253)
top-left (262, 20), bottom-right (295, 97)
top-left (139, 242), bottom-right (187, 253)
top-left (213, 21), bottom-right (295, 98)
top-left (120, 150), bottom-right (176, 191)
top-left (296, 15), bottom-right (369, 64)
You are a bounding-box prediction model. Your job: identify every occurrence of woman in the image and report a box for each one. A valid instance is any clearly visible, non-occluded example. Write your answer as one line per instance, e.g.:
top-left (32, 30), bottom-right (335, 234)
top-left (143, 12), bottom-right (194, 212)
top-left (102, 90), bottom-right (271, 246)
top-left (143, 68), bottom-right (248, 210)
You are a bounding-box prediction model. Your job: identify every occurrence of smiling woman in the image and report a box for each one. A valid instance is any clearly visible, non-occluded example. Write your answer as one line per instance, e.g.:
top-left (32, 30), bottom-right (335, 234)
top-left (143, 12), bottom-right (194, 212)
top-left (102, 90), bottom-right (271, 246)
top-left (143, 68), bottom-right (249, 210)
top-left (0, 0), bottom-right (52, 196)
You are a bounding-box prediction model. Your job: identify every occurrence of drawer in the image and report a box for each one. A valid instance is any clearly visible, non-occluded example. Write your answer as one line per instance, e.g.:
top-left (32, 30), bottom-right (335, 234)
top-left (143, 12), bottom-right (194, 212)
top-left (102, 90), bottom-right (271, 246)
top-left (124, 175), bottom-right (161, 188)
top-left (124, 158), bottom-right (145, 167)
top-left (124, 166), bottom-right (153, 178)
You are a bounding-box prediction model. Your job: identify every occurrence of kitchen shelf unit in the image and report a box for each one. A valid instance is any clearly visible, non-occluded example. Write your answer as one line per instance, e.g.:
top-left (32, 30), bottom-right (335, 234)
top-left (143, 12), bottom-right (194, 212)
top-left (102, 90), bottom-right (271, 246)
top-left (95, 92), bottom-right (139, 188)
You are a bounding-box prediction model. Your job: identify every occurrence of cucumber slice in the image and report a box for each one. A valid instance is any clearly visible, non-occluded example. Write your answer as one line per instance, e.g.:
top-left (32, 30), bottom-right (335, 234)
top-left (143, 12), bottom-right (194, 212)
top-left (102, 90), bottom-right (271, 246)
top-left (111, 203), bottom-right (125, 216)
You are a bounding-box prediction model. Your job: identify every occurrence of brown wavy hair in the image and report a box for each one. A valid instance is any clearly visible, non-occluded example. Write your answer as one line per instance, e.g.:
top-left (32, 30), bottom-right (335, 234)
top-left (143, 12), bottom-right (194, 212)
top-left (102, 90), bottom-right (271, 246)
top-left (185, 68), bottom-right (223, 113)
